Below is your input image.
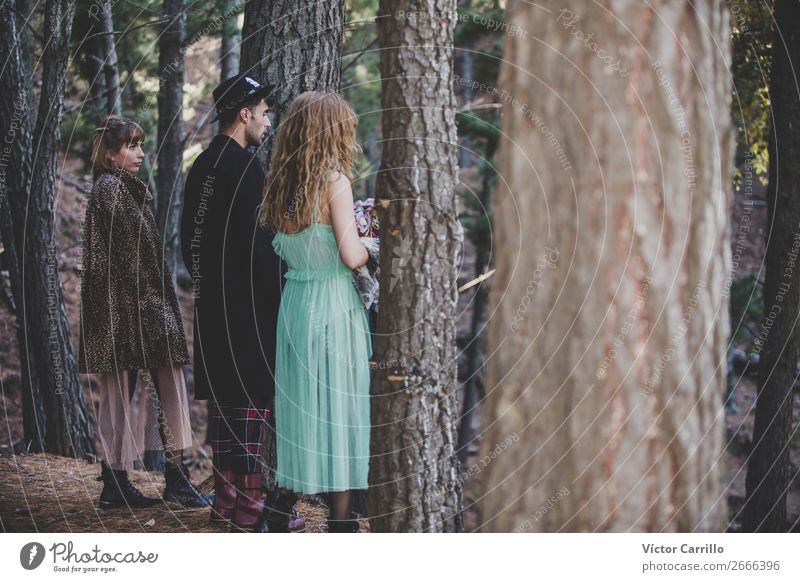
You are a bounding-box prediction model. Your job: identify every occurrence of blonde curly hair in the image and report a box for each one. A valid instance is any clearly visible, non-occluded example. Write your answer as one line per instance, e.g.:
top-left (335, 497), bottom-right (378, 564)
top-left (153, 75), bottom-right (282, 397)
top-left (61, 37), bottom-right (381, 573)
top-left (259, 91), bottom-right (358, 233)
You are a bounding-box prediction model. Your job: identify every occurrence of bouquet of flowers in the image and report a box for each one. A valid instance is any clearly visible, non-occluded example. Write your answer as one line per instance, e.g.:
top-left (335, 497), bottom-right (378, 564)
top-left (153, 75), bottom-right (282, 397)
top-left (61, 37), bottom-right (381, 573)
top-left (352, 198), bottom-right (380, 312)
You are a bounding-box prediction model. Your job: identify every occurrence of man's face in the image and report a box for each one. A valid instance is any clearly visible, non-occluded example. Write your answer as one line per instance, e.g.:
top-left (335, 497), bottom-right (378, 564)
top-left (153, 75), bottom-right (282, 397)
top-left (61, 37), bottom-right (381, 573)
top-left (244, 99), bottom-right (271, 147)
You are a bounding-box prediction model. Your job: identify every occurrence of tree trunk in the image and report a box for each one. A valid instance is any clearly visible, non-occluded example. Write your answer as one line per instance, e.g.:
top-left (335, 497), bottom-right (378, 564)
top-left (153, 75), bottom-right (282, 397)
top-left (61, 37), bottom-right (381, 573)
top-left (98, 0), bottom-right (121, 115)
top-left (368, 0), bottom-right (463, 533)
top-left (156, 0), bottom-right (186, 279)
top-left (26, 0), bottom-right (95, 457)
top-left (239, 0), bottom-right (344, 169)
top-left (457, 137), bottom-right (496, 465)
top-left (75, 0), bottom-right (121, 117)
top-left (220, 0), bottom-right (241, 82)
top-left (0, 0), bottom-right (46, 452)
top-left (743, 0), bottom-right (800, 533)
top-left (457, 46), bottom-right (474, 168)
top-left (75, 2), bottom-right (107, 116)
top-left (242, 0), bottom-right (345, 490)
top-left (480, 0), bottom-right (731, 532)
top-left (210, 0), bottom-right (241, 150)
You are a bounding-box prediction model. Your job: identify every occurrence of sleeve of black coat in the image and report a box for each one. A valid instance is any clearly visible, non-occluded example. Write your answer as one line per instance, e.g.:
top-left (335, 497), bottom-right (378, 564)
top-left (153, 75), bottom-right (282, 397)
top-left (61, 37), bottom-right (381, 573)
top-left (180, 166), bottom-right (198, 275)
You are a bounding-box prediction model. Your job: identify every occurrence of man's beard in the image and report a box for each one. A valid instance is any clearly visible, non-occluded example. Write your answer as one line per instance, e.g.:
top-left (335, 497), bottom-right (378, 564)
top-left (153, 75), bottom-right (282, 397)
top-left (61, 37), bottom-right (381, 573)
top-left (247, 126), bottom-right (271, 149)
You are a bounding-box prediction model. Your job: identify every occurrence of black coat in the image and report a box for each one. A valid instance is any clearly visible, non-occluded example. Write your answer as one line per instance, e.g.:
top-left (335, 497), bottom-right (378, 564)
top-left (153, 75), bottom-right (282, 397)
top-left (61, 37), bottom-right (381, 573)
top-left (181, 135), bottom-right (284, 407)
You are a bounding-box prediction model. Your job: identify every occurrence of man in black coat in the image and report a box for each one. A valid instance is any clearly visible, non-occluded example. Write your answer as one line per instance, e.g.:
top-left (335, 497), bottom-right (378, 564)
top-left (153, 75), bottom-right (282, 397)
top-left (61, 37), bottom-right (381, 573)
top-left (181, 74), bottom-right (284, 532)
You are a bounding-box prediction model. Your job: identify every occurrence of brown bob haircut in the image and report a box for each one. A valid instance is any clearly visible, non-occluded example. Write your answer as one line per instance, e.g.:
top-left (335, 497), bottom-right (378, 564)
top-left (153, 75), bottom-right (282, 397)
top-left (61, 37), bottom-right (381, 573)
top-left (90, 115), bottom-right (145, 176)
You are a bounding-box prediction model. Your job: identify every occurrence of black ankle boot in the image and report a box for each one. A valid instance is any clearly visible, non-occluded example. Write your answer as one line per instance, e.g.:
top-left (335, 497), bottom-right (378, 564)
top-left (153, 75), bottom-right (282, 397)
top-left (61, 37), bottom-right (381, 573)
top-left (163, 461), bottom-right (213, 508)
top-left (98, 462), bottom-right (160, 510)
top-left (264, 491), bottom-right (305, 532)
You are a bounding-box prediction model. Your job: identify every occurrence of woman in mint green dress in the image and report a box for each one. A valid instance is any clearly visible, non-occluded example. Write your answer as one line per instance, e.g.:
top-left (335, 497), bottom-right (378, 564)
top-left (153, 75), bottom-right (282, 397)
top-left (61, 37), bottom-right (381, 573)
top-left (259, 91), bottom-right (371, 532)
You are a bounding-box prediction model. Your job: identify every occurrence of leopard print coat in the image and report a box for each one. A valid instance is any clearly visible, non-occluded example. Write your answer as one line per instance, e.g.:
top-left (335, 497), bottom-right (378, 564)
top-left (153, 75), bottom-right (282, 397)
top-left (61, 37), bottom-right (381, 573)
top-left (78, 167), bottom-right (189, 373)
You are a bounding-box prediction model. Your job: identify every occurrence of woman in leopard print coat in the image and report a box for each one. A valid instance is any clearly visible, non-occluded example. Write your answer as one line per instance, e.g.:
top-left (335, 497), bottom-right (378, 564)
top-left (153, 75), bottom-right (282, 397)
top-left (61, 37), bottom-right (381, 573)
top-left (79, 116), bottom-right (206, 510)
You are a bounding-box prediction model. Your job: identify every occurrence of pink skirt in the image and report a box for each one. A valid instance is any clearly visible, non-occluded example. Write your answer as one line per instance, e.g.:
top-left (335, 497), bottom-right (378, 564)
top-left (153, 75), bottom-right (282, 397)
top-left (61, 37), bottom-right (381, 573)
top-left (88, 367), bottom-right (193, 471)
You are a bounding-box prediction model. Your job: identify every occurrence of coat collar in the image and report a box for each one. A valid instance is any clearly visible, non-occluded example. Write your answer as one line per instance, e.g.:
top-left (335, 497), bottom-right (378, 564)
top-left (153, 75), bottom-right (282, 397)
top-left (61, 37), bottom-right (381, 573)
top-left (210, 134), bottom-right (248, 153)
top-left (107, 166), bottom-right (153, 204)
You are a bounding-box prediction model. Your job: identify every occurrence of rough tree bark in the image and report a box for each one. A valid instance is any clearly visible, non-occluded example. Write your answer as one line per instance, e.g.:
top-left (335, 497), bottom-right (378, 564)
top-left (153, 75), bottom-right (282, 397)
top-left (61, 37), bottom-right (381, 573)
top-left (743, 0), bottom-right (800, 533)
top-left (21, 0), bottom-right (95, 456)
top-left (0, 0), bottom-right (45, 452)
top-left (480, 0), bottom-right (731, 532)
top-left (156, 0), bottom-right (186, 278)
top-left (240, 0), bottom-right (346, 490)
top-left (368, 0), bottom-right (463, 533)
top-left (239, 0), bottom-right (344, 169)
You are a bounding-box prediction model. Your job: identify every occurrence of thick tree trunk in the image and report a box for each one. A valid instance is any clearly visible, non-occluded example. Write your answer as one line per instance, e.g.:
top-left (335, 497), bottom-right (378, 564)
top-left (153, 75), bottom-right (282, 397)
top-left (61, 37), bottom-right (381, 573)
top-left (239, 0), bottom-right (344, 169)
top-left (241, 0), bottom-right (346, 490)
top-left (26, 0), bottom-right (95, 457)
top-left (480, 0), bottom-right (731, 532)
top-left (156, 0), bottom-right (186, 278)
top-left (0, 0), bottom-right (46, 452)
top-left (743, 0), bottom-right (800, 533)
top-left (368, 0), bottom-right (463, 533)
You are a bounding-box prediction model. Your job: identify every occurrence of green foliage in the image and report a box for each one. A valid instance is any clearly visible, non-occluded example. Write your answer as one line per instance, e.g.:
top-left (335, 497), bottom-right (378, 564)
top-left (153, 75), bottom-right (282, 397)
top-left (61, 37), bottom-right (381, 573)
top-left (731, 0), bottom-right (774, 185)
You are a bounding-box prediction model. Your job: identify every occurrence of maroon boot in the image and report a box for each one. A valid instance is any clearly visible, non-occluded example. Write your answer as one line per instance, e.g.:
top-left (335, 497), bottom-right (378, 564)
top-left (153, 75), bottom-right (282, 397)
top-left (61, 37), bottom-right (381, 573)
top-left (210, 468), bottom-right (237, 524)
top-left (231, 473), bottom-right (267, 532)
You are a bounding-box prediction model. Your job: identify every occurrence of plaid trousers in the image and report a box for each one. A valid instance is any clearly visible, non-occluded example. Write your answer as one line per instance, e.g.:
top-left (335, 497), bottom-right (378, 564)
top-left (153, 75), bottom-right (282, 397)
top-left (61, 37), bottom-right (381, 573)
top-left (209, 405), bottom-right (269, 474)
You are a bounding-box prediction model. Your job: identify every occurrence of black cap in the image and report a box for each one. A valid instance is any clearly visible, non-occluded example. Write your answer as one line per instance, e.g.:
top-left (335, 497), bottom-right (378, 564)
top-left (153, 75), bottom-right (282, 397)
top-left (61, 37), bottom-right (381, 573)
top-left (211, 74), bottom-right (274, 122)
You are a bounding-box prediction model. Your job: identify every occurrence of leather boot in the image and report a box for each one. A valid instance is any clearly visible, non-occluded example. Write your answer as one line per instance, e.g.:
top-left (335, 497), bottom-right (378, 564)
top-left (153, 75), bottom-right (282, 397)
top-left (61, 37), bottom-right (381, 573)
top-left (264, 490), bottom-right (306, 533)
top-left (163, 461), bottom-right (213, 508)
top-left (210, 468), bottom-right (236, 523)
top-left (231, 473), bottom-right (268, 532)
top-left (98, 462), bottom-right (160, 510)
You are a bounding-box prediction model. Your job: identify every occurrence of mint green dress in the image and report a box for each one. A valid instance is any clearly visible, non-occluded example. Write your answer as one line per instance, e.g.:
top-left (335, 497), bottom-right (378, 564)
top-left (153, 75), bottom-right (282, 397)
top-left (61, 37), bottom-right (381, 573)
top-left (271, 196), bottom-right (372, 493)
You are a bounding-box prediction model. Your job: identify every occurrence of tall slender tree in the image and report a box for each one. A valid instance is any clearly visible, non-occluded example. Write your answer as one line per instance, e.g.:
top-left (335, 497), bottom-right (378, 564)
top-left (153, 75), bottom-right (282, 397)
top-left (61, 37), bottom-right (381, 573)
top-left (156, 0), bottom-right (186, 278)
top-left (74, 0), bottom-right (121, 121)
top-left (97, 0), bottom-right (121, 116)
top-left (4, 0), bottom-right (96, 456)
top-left (0, 0), bottom-right (45, 452)
top-left (743, 0), bottom-right (800, 533)
top-left (480, 0), bottom-right (731, 531)
top-left (368, 0), bottom-right (464, 533)
top-left (220, 0), bottom-right (241, 82)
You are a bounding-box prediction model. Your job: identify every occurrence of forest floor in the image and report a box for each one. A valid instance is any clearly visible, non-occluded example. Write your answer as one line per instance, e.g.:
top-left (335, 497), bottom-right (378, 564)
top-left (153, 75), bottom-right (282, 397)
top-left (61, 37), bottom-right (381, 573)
top-left (0, 452), bottom-right (367, 533)
top-left (1, 373), bottom-right (797, 532)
